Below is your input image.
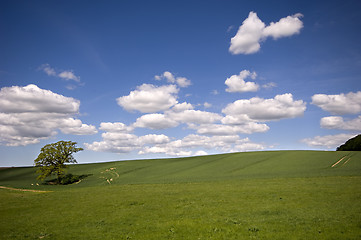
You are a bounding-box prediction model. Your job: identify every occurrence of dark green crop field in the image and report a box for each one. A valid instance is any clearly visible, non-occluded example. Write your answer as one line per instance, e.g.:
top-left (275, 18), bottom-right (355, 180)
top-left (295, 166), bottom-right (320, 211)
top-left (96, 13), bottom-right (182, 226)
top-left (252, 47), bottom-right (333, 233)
top-left (1, 151), bottom-right (361, 239)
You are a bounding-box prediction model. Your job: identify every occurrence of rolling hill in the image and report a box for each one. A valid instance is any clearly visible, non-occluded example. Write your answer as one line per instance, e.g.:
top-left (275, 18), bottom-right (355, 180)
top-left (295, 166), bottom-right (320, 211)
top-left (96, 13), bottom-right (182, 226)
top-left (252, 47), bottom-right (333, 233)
top-left (1, 150), bottom-right (361, 239)
top-left (1, 150), bottom-right (360, 189)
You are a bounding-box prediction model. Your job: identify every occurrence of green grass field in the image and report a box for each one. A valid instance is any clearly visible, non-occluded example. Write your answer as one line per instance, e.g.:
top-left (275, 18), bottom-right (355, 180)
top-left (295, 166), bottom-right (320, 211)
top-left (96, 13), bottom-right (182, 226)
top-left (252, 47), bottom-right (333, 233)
top-left (1, 151), bottom-right (361, 239)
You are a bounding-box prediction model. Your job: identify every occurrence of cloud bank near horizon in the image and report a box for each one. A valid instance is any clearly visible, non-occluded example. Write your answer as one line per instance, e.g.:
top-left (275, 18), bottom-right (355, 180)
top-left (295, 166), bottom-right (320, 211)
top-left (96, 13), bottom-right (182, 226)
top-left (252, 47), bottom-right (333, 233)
top-left (1, 80), bottom-right (359, 154)
top-left (0, 84), bottom-right (97, 146)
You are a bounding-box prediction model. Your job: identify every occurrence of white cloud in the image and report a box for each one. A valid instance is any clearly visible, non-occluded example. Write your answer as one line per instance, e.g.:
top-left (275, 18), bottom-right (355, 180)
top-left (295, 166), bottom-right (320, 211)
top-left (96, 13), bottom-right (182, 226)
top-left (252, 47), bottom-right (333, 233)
top-left (139, 146), bottom-right (193, 156)
top-left (225, 70), bottom-right (259, 93)
top-left (176, 77), bottom-right (192, 88)
top-left (320, 116), bottom-right (361, 131)
top-left (0, 84), bottom-right (79, 114)
top-left (171, 102), bottom-right (194, 112)
top-left (301, 133), bottom-right (357, 149)
top-left (39, 64), bottom-right (56, 76)
top-left (138, 134), bottom-right (170, 145)
top-left (229, 11), bottom-right (303, 55)
top-left (132, 105), bottom-right (222, 130)
top-left (234, 137), bottom-right (266, 152)
top-left (194, 150), bottom-right (208, 156)
top-left (85, 132), bottom-right (140, 153)
top-left (86, 115), bottom-right (268, 156)
top-left (61, 124), bottom-right (97, 135)
top-left (203, 102), bottom-right (212, 108)
top-left (311, 91), bottom-right (361, 115)
top-left (123, 92), bottom-right (303, 139)
top-left (192, 122), bottom-right (269, 135)
top-left (167, 109), bottom-right (222, 125)
top-left (39, 64), bottom-right (81, 85)
top-left (0, 123), bottom-right (57, 146)
top-left (262, 82), bottom-right (277, 89)
top-left (138, 134), bottom-right (267, 156)
top-left (58, 71), bottom-right (80, 82)
top-left (223, 93), bottom-right (306, 121)
top-left (180, 134), bottom-right (241, 149)
top-left (99, 122), bottom-right (133, 132)
top-left (59, 118), bottom-right (98, 135)
top-left (85, 136), bottom-right (138, 153)
top-left (229, 12), bottom-right (265, 55)
top-left (138, 134), bottom-right (239, 156)
top-left (221, 114), bottom-right (253, 125)
top-left (117, 84), bottom-right (179, 113)
top-left (263, 13), bottom-right (304, 39)
top-left (0, 85), bottom-right (97, 146)
top-left (85, 124), bottom-right (171, 154)
top-left (134, 113), bottom-right (179, 129)
top-left (155, 71), bottom-right (191, 87)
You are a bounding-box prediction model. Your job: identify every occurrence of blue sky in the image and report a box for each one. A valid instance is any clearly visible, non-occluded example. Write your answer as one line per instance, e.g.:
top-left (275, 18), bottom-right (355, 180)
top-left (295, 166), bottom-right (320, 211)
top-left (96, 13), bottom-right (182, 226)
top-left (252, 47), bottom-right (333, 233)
top-left (1, 0), bottom-right (361, 166)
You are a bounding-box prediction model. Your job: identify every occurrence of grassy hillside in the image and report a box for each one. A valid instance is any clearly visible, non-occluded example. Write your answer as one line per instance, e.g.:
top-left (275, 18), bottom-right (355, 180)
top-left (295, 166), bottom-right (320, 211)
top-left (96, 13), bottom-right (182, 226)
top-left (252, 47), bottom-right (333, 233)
top-left (1, 151), bottom-right (361, 239)
top-left (0, 150), bottom-right (360, 189)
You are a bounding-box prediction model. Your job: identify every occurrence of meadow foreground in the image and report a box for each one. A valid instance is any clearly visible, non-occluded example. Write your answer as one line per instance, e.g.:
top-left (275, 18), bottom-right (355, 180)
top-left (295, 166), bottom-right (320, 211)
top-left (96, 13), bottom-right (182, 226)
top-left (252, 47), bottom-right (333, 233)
top-left (1, 151), bottom-right (361, 239)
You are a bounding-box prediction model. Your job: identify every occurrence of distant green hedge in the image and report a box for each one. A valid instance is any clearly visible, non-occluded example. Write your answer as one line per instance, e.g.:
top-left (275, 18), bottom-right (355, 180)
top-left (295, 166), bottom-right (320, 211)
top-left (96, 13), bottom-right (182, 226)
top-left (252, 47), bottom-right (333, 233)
top-left (337, 134), bottom-right (361, 151)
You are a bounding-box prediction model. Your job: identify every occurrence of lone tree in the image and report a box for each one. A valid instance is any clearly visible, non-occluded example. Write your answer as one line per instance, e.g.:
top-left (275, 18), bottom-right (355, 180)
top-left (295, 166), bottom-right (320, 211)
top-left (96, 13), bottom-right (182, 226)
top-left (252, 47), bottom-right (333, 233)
top-left (34, 141), bottom-right (83, 183)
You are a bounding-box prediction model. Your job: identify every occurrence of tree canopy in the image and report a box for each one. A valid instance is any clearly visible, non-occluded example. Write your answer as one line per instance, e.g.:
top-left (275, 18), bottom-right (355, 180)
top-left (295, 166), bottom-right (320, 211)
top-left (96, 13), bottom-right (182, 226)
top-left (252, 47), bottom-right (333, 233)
top-left (34, 141), bottom-right (83, 182)
top-left (336, 134), bottom-right (361, 151)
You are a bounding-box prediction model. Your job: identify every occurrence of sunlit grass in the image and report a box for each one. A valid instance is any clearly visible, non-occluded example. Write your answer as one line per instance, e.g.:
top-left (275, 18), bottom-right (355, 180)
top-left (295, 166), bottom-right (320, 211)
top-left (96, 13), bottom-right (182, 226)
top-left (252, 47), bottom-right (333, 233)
top-left (1, 151), bottom-right (361, 239)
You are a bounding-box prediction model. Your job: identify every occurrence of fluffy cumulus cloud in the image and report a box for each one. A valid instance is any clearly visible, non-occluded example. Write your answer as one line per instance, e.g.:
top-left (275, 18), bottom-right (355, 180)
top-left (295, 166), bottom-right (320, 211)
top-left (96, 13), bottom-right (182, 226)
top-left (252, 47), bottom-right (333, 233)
top-left (222, 93), bottom-right (306, 121)
top-left (229, 12), bottom-right (265, 55)
top-left (58, 118), bottom-right (97, 135)
top-left (86, 86), bottom-right (305, 155)
top-left (85, 69), bottom-right (308, 156)
top-left (126, 100), bottom-right (222, 130)
top-left (263, 13), bottom-right (304, 39)
top-left (86, 118), bottom-right (268, 156)
top-left (301, 133), bottom-right (357, 149)
top-left (147, 134), bottom-right (238, 154)
top-left (171, 102), bottom-right (194, 112)
top-left (134, 113), bottom-right (179, 129)
top-left (311, 91), bottom-right (361, 115)
top-left (155, 71), bottom-right (191, 88)
top-left (225, 70), bottom-right (259, 93)
top-left (320, 116), bottom-right (361, 131)
top-left (99, 122), bottom-right (134, 132)
top-left (84, 132), bottom-right (140, 153)
top-left (0, 84), bottom-right (79, 114)
top-left (0, 85), bottom-right (97, 146)
top-left (190, 122), bottom-right (269, 135)
top-left (117, 84), bottom-right (179, 113)
top-left (138, 134), bottom-right (170, 145)
top-left (85, 121), bottom-right (172, 154)
top-left (130, 100), bottom-right (223, 134)
top-left (167, 109), bottom-right (223, 125)
top-left (233, 137), bottom-right (266, 152)
top-left (229, 11), bottom-right (303, 55)
top-left (139, 134), bottom-right (267, 156)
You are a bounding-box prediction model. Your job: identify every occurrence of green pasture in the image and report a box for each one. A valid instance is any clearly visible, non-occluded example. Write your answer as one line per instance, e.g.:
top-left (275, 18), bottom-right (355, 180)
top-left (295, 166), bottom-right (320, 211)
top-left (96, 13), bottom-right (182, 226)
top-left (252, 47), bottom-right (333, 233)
top-left (1, 151), bottom-right (361, 239)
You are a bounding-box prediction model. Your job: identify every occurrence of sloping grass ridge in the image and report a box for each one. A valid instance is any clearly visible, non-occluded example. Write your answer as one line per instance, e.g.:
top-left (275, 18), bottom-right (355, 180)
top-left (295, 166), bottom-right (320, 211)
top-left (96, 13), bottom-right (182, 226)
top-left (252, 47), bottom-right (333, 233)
top-left (1, 151), bottom-right (361, 239)
top-left (0, 151), bottom-right (360, 190)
